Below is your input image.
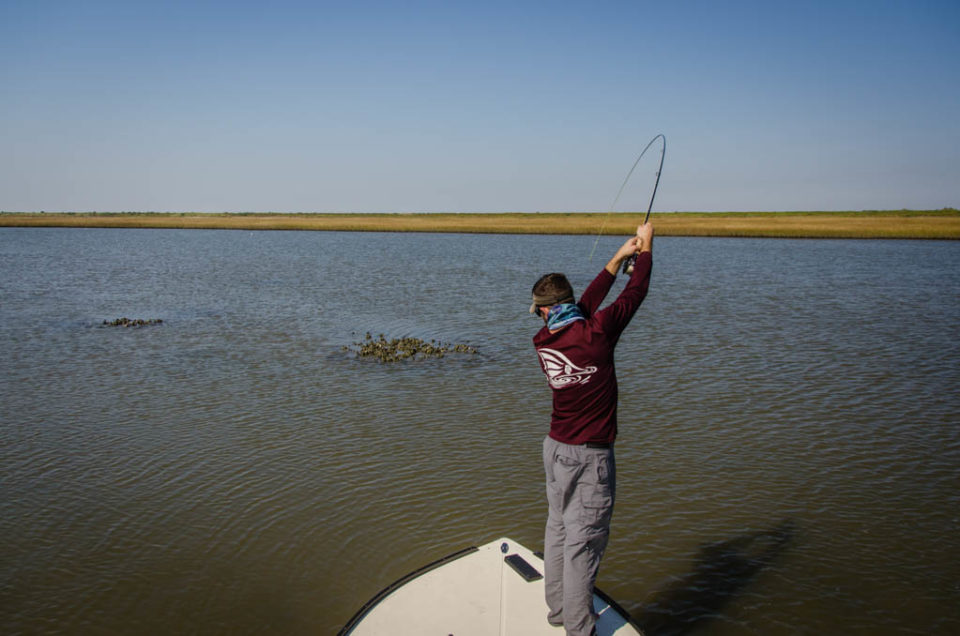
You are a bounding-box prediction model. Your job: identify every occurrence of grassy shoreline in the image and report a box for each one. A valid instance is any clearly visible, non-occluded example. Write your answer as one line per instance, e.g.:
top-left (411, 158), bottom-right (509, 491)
top-left (1, 209), bottom-right (958, 239)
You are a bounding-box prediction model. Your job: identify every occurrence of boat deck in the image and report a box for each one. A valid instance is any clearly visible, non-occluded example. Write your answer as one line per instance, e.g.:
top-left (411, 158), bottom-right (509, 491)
top-left (339, 537), bottom-right (643, 635)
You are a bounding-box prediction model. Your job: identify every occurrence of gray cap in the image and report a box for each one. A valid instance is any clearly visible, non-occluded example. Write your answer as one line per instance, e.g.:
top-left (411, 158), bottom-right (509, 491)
top-left (529, 292), bottom-right (574, 315)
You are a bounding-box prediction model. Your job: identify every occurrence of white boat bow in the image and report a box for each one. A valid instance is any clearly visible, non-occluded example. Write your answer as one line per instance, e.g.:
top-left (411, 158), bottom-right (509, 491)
top-left (339, 537), bottom-right (643, 635)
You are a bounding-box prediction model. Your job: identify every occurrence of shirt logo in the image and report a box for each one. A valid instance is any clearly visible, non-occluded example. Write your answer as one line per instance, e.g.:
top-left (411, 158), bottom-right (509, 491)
top-left (537, 348), bottom-right (597, 389)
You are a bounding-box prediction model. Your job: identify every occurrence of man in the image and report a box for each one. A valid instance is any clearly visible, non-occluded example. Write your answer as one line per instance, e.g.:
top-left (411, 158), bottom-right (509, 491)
top-left (530, 223), bottom-right (653, 636)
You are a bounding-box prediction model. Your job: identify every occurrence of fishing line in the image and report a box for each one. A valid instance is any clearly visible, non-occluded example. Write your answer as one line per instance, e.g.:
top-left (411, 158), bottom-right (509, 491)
top-left (588, 134), bottom-right (666, 267)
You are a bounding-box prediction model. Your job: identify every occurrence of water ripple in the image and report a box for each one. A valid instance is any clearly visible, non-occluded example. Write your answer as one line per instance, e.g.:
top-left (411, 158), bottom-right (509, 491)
top-left (2, 231), bottom-right (959, 634)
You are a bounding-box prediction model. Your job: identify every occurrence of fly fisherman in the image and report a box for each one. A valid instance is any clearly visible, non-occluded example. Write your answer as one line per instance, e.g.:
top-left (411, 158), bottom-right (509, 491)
top-left (530, 222), bottom-right (653, 636)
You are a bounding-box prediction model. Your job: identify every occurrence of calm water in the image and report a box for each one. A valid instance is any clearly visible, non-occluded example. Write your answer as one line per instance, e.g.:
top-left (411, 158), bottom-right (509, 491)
top-left (1, 228), bottom-right (958, 635)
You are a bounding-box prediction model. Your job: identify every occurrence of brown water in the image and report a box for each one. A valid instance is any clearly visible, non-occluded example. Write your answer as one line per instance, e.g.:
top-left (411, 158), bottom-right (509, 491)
top-left (1, 228), bottom-right (958, 635)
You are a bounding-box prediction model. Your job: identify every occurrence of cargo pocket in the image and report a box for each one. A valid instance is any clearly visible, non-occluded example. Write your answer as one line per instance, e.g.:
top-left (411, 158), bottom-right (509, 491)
top-left (581, 487), bottom-right (612, 522)
top-left (580, 456), bottom-right (613, 531)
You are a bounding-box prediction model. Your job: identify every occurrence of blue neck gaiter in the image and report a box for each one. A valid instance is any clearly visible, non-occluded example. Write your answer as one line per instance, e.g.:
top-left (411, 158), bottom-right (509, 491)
top-left (546, 303), bottom-right (585, 330)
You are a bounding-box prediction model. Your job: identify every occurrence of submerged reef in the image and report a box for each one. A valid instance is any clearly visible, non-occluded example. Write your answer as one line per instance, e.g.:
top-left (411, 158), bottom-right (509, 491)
top-left (102, 317), bottom-right (163, 328)
top-left (345, 333), bottom-right (478, 362)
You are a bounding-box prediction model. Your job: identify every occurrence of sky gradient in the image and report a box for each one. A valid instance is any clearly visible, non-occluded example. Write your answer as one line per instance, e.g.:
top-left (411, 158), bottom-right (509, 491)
top-left (2, 0), bottom-right (958, 213)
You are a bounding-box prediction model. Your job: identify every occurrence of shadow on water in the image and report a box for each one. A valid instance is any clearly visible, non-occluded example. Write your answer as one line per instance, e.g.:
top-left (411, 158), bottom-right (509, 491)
top-left (631, 519), bottom-right (796, 636)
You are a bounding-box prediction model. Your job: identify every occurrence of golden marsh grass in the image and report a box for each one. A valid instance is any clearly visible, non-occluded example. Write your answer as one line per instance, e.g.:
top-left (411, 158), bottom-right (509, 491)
top-left (1, 209), bottom-right (958, 239)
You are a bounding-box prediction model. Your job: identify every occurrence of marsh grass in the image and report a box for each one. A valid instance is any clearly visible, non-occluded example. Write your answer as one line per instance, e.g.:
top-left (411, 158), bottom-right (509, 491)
top-left (2, 209), bottom-right (958, 239)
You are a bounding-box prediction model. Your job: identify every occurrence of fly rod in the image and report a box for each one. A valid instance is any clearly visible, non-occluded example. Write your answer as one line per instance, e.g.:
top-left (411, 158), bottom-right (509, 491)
top-left (589, 134), bottom-right (666, 274)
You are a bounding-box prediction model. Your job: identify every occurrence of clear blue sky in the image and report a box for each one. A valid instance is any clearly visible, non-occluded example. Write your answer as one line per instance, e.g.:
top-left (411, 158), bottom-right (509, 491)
top-left (2, 0), bottom-right (958, 213)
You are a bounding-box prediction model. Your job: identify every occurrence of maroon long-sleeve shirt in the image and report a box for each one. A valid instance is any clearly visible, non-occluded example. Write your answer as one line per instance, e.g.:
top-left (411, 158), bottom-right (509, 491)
top-left (533, 251), bottom-right (652, 445)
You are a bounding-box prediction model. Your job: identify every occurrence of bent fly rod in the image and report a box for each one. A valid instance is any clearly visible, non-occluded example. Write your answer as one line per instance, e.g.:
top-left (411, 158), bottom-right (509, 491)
top-left (589, 133), bottom-right (666, 274)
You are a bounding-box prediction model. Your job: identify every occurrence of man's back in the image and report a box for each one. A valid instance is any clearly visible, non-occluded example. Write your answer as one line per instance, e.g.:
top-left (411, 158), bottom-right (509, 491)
top-left (533, 251), bottom-right (652, 445)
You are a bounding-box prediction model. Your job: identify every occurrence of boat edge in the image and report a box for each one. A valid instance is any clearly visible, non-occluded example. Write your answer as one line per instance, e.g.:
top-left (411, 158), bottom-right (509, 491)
top-left (593, 584), bottom-right (645, 634)
top-left (336, 545), bottom-right (480, 635)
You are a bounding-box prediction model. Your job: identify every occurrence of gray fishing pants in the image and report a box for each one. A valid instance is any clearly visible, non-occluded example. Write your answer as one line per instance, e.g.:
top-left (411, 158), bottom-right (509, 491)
top-left (543, 435), bottom-right (616, 636)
